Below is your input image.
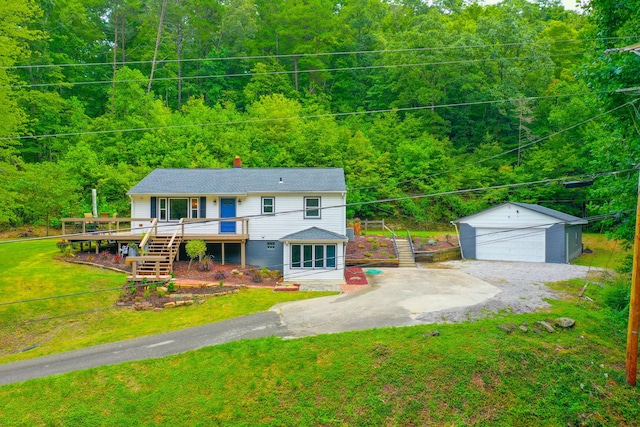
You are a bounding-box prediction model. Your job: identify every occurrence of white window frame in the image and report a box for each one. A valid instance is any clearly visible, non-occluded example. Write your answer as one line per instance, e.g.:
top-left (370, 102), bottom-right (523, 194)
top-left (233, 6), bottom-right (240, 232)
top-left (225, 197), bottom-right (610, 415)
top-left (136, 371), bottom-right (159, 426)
top-left (290, 244), bottom-right (336, 269)
top-left (159, 198), bottom-right (167, 221)
top-left (262, 197), bottom-right (275, 215)
top-left (304, 197), bottom-right (321, 219)
top-left (159, 197), bottom-right (199, 221)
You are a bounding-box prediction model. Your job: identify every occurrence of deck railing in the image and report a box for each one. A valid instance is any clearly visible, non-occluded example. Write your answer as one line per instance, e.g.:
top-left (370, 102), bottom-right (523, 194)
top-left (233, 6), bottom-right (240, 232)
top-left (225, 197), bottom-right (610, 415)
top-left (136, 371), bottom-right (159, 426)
top-left (60, 217), bottom-right (249, 238)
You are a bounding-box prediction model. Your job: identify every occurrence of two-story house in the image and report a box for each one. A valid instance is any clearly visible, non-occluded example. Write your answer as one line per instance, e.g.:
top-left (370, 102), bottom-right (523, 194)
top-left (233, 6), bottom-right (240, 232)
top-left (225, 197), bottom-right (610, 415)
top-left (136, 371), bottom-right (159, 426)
top-left (126, 159), bottom-right (348, 284)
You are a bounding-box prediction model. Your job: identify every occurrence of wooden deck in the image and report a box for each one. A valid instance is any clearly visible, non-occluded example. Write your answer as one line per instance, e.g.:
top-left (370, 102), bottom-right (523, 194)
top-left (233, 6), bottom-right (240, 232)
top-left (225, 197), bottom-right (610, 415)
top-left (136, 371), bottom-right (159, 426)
top-left (60, 216), bottom-right (250, 269)
top-left (60, 217), bottom-right (249, 243)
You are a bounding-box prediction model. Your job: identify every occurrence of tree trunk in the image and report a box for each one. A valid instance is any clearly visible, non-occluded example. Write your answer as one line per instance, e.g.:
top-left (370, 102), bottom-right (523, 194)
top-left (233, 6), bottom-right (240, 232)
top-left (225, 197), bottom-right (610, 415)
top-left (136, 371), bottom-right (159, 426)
top-left (148, 0), bottom-right (168, 94)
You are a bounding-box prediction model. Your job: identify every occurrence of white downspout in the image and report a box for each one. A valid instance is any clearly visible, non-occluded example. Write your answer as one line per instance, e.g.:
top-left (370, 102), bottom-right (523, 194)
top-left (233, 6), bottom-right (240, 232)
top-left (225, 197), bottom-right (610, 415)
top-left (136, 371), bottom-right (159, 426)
top-left (451, 221), bottom-right (465, 259)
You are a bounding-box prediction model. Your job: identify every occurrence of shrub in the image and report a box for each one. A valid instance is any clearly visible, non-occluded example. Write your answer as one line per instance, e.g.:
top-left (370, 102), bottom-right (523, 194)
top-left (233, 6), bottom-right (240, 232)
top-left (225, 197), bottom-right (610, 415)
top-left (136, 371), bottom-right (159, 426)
top-left (214, 270), bottom-right (228, 280)
top-left (250, 269), bottom-right (263, 283)
top-left (167, 282), bottom-right (176, 293)
top-left (372, 242), bottom-right (379, 251)
top-left (364, 252), bottom-right (372, 257)
top-left (389, 254), bottom-right (396, 259)
top-left (185, 240), bottom-right (207, 269)
top-left (87, 255), bottom-right (94, 262)
top-left (380, 243), bottom-right (388, 247)
top-left (56, 240), bottom-right (69, 253)
top-left (198, 255), bottom-right (214, 271)
top-left (358, 244), bottom-right (365, 249)
top-left (367, 237), bottom-right (375, 243)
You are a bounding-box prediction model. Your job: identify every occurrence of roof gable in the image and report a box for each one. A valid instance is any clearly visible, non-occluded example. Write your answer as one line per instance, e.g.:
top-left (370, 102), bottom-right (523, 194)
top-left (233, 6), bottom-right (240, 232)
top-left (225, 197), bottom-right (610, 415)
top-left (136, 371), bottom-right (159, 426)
top-left (128, 168), bottom-right (346, 195)
top-left (280, 227), bottom-right (348, 242)
top-left (453, 202), bottom-right (587, 225)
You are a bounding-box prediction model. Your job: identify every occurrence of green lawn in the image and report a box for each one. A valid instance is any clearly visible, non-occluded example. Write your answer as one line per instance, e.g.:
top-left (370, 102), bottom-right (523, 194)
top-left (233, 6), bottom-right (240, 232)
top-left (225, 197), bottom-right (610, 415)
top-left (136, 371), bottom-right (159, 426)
top-left (0, 239), bottom-right (334, 364)
top-left (1, 283), bottom-right (638, 426)
top-left (573, 233), bottom-right (630, 269)
top-left (1, 236), bottom-right (638, 425)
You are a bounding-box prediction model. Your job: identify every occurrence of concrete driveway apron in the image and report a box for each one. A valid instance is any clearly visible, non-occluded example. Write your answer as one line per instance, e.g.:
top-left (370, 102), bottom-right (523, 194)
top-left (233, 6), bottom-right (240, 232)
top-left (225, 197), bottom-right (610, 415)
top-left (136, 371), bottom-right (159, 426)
top-left (272, 268), bottom-right (501, 337)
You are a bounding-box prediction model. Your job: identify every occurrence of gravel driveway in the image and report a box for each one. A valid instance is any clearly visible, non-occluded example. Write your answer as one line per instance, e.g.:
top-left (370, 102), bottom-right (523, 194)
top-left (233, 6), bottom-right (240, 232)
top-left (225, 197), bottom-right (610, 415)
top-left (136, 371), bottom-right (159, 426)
top-left (416, 260), bottom-right (601, 323)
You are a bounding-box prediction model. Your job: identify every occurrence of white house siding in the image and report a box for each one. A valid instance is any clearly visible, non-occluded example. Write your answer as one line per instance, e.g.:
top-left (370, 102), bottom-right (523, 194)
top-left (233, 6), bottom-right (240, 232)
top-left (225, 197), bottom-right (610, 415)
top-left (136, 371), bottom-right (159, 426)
top-left (130, 193), bottom-right (346, 239)
top-left (242, 193), bottom-right (346, 240)
top-left (281, 242), bottom-right (346, 282)
top-left (462, 204), bottom-right (560, 229)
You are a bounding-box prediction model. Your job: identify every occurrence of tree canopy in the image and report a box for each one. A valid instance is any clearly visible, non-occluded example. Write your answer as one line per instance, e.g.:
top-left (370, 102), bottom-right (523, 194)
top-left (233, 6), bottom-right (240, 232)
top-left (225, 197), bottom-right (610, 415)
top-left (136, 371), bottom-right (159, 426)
top-left (1, 0), bottom-right (638, 244)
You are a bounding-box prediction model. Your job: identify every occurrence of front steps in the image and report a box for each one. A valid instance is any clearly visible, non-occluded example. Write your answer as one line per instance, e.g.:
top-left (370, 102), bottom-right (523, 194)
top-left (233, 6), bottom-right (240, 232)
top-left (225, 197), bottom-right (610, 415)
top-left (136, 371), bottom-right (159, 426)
top-left (395, 239), bottom-right (416, 268)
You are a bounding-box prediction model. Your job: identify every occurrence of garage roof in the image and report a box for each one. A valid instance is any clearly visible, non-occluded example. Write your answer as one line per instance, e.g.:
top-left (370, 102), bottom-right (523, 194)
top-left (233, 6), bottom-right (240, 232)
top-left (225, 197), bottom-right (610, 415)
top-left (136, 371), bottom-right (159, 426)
top-left (453, 202), bottom-right (587, 226)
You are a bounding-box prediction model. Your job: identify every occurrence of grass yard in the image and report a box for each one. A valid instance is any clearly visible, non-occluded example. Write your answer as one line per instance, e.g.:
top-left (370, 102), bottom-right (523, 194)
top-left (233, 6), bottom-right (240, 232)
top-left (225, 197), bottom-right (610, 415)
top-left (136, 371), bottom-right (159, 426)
top-left (1, 282), bottom-right (639, 426)
top-left (0, 239), bottom-right (334, 364)
top-left (574, 233), bottom-right (630, 270)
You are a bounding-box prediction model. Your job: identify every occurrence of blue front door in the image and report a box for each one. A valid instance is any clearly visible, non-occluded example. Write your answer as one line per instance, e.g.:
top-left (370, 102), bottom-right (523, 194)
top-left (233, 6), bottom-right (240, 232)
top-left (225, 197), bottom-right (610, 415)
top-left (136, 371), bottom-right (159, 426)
top-left (220, 198), bottom-right (236, 233)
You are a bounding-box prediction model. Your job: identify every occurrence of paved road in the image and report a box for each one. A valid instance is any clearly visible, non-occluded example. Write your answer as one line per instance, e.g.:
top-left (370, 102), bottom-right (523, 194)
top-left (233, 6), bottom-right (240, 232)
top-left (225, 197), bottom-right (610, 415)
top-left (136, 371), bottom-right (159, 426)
top-left (0, 312), bottom-right (286, 386)
top-left (0, 268), bottom-right (500, 386)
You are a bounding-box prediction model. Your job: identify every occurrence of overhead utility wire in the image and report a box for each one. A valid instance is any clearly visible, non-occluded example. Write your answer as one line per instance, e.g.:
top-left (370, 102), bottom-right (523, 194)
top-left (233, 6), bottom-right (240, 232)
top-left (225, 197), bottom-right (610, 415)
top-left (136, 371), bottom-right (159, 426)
top-left (0, 88), bottom-right (630, 142)
top-left (4, 37), bottom-right (628, 71)
top-left (4, 52), bottom-right (584, 90)
top-left (349, 99), bottom-right (640, 191)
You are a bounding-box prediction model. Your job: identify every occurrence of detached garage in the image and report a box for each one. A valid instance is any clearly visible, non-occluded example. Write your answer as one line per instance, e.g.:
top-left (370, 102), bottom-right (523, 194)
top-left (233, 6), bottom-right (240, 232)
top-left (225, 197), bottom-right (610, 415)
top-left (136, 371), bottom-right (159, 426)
top-left (452, 202), bottom-right (587, 264)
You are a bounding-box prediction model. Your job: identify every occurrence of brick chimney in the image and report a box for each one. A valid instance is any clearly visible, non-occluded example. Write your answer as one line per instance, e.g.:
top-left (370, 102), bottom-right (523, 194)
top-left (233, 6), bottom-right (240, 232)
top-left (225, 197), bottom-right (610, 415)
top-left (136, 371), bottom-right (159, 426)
top-left (233, 156), bottom-right (242, 168)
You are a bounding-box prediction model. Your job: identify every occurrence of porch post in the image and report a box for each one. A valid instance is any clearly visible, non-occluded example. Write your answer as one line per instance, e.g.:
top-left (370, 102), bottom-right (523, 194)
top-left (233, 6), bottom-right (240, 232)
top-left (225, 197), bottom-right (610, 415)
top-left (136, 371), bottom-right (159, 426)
top-left (241, 241), bottom-right (246, 268)
top-left (221, 243), bottom-right (225, 265)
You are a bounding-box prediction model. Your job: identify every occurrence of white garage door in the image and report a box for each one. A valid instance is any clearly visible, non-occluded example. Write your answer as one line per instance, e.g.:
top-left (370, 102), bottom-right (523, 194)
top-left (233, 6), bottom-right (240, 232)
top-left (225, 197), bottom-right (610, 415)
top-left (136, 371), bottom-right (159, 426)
top-left (475, 227), bottom-right (546, 262)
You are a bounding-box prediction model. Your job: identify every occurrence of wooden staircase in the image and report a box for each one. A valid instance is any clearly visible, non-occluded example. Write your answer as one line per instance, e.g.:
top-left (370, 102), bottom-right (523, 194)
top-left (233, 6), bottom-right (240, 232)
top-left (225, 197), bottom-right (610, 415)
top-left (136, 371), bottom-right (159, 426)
top-left (396, 239), bottom-right (416, 268)
top-left (127, 235), bottom-right (182, 281)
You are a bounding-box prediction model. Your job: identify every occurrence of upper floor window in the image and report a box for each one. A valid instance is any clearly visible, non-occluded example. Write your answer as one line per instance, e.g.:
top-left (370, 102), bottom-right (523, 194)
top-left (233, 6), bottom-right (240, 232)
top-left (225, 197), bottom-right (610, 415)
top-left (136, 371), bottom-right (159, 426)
top-left (262, 197), bottom-right (275, 215)
top-left (304, 197), bottom-right (321, 219)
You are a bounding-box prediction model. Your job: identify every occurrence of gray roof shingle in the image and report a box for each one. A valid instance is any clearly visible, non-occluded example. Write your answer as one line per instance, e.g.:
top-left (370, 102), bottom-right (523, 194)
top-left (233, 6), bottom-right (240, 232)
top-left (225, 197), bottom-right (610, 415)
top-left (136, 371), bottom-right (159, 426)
top-left (280, 227), bottom-right (348, 242)
top-left (128, 168), bottom-right (346, 195)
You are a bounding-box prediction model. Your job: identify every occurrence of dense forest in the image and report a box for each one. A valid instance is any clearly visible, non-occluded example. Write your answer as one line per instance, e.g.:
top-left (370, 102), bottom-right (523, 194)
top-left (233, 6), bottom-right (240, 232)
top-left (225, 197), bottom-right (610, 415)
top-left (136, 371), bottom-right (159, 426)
top-left (1, 0), bottom-right (639, 242)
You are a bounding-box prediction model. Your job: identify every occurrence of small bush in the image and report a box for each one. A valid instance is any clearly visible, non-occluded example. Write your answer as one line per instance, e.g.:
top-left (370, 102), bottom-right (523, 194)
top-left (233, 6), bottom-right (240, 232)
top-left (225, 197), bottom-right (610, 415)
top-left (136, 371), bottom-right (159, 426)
top-left (198, 255), bottom-right (214, 272)
top-left (389, 254), bottom-right (396, 259)
top-left (380, 251), bottom-right (387, 255)
top-left (358, 244), bottom-right (365, 249)
top-left (56, 240), bottom-right (70, 253)
top-left (372, 242), bottom-right (379, 251)
top-left (156, 289), bottom-right (166, 298)
top-left (143, 289), bottom-right (150, 299)
top-left (87, 255), bottom-right (94, 262)
top-left (380, 243), bottom-right (388, 247)
top-left (214, 270), bottom-right (228, 280)
top-left (367, 237), bottom-right (375, 243)
top-left (364, 252), bottom-right (372, 257)
top-left (167, 282), bottom-right (176, 293)
top-left (250, 269), bottom-right (263, 283)
top-left (186, 240), bottom-right (207, 269)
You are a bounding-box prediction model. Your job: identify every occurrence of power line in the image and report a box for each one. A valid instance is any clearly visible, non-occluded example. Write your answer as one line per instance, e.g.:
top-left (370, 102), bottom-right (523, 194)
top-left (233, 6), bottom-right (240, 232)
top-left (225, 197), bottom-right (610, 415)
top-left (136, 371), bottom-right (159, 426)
top-left (2, 37), bottom-right (614, 71)
top-left (0, 88), bottom-right (629, 142)
top-left (349, 99), bottom-right (639, 191)
top-left (3, 52), bottom-right (584, 90)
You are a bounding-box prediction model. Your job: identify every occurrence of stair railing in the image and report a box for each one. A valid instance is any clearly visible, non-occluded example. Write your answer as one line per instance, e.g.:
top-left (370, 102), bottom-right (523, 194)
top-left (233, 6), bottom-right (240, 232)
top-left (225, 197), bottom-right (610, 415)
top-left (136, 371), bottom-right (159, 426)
top-left (139, 218), bottom-right (158, 253)
top-left (407, 230), bottom-right (415, 259)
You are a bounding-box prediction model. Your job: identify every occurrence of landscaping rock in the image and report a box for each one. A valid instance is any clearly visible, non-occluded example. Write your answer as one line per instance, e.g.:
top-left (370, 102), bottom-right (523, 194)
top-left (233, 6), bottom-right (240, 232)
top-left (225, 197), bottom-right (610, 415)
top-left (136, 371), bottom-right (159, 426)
top-left (519, 325), bottom-right (528, 332)
top-left (164, 302), bottom-right (176, 308)
top-left (184, 300), bottom-right (194, 306)
top-left (498, 322), bottom-right (518, 333)
top-left (157, 286), bottom-right (168, 293)
top-left (555, 317), bottom-right (576, 328)
top-left (423, 330), bottom-right (440, 337)
top-left (176, 300), bottom-right (186, 307)
top-left (535, 321), bottom-right (555, 333)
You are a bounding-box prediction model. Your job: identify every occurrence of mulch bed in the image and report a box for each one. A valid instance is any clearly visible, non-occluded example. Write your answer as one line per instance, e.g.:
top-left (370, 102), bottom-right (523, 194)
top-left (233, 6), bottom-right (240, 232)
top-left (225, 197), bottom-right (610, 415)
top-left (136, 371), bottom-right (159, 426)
top-left (346, 235), bottom-right (396, 261)
top-left (411, 235), bottom-right (459, 252)
top-left (67, 252), bottom-right (282, 308)
top-left (344, 267), bottom-right (368, 286)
